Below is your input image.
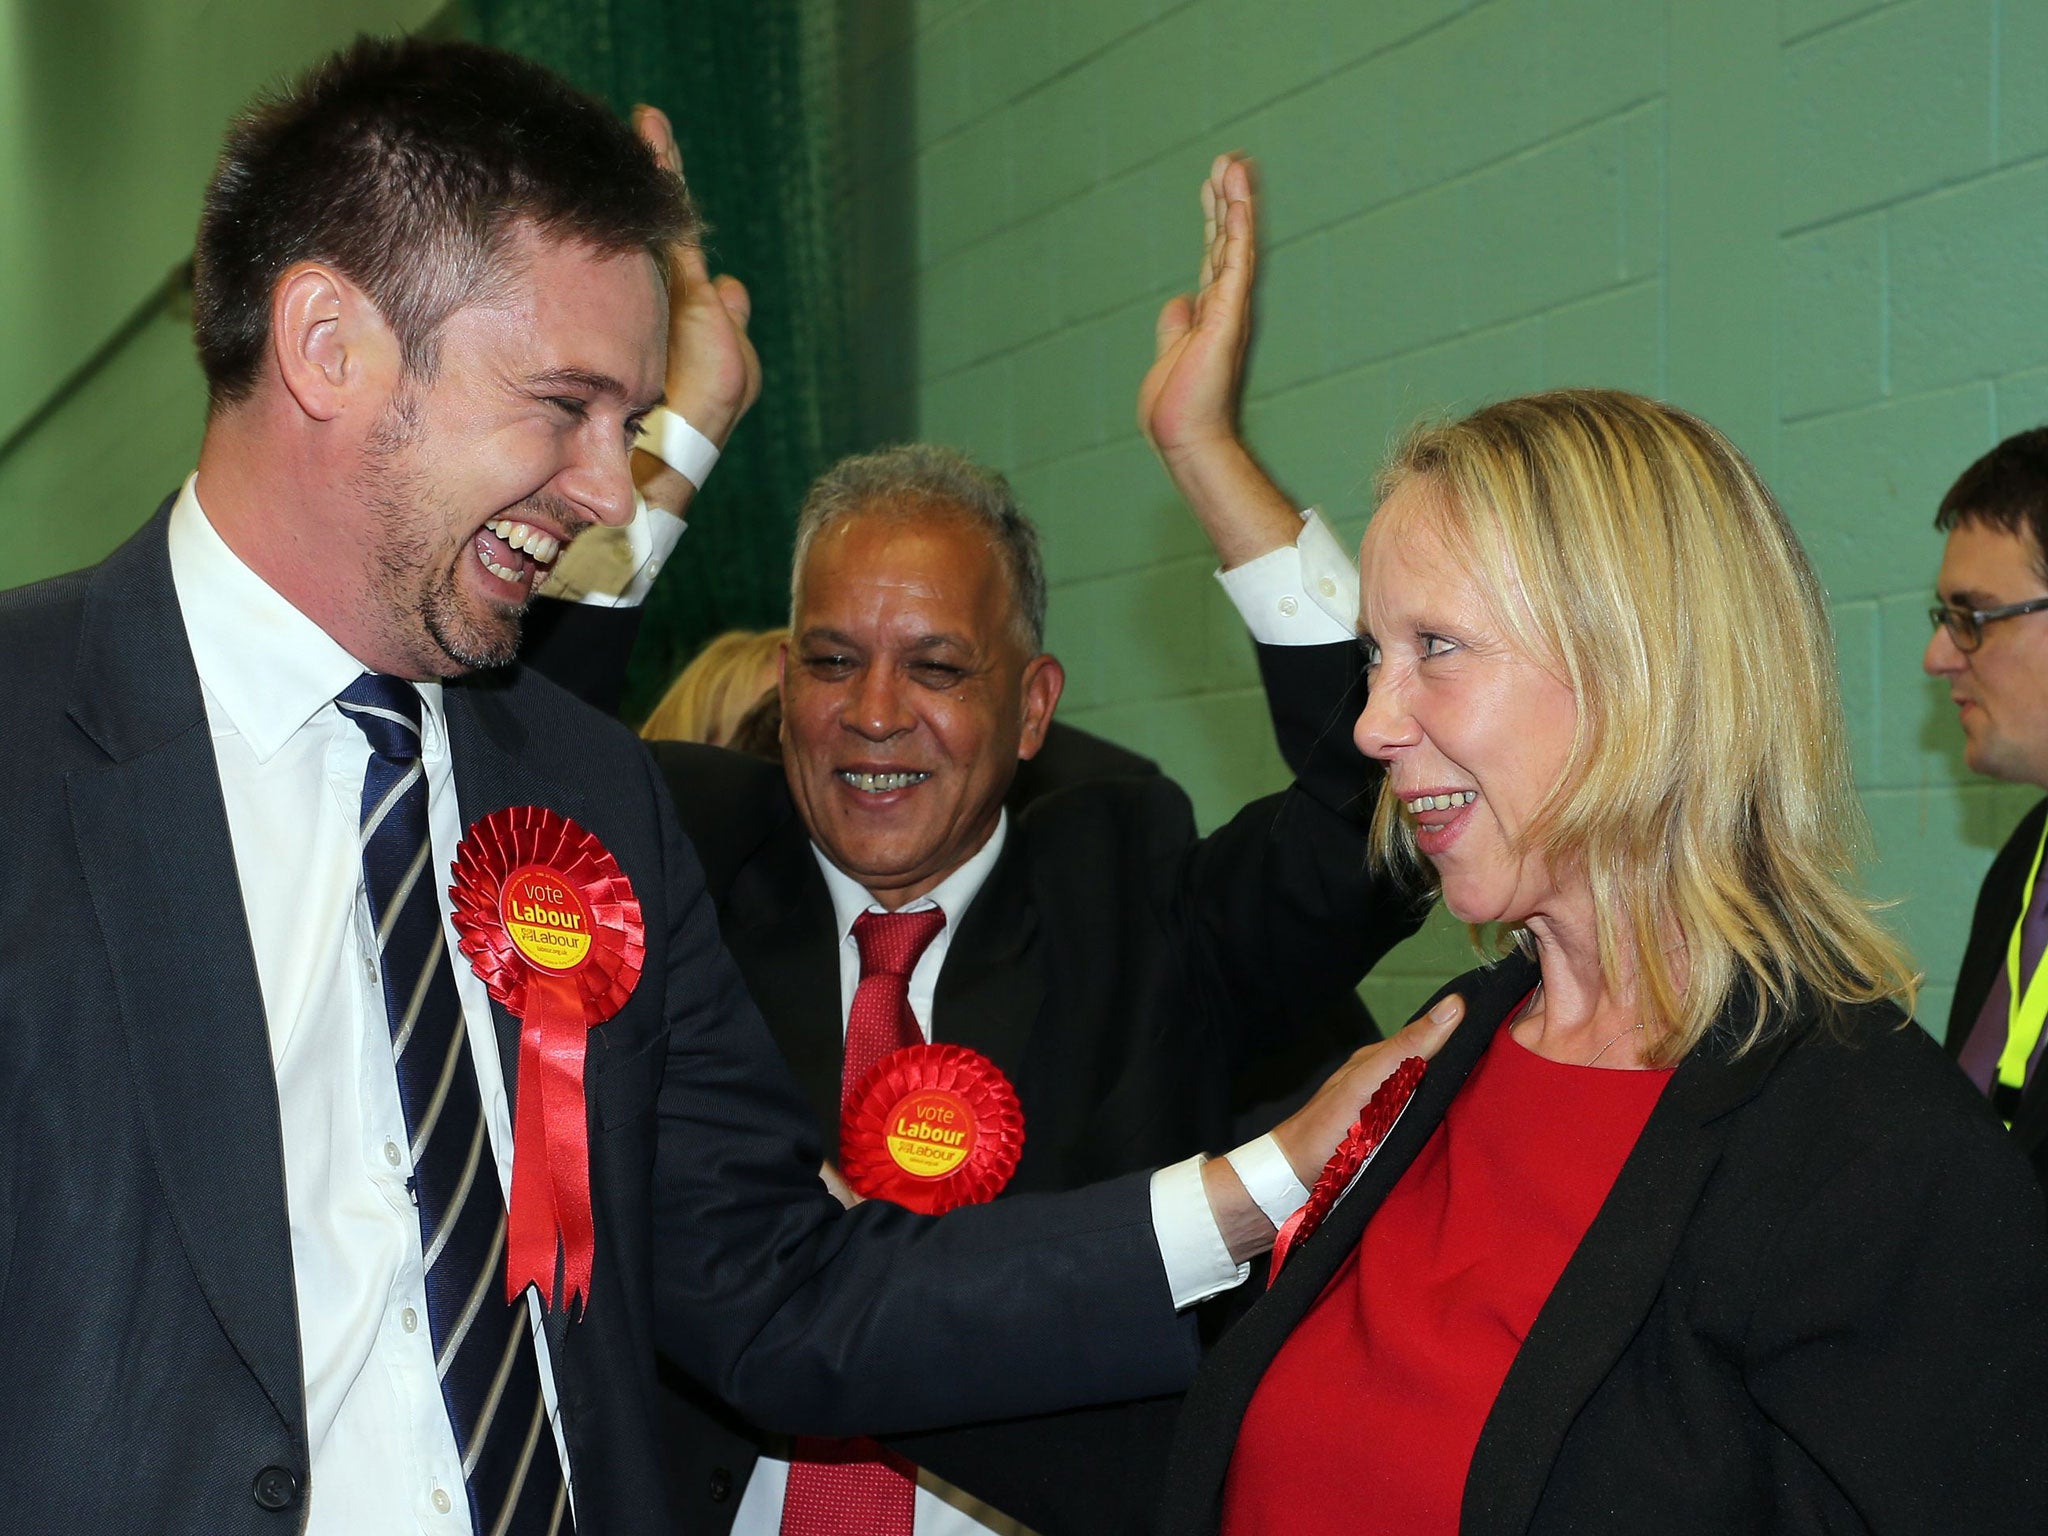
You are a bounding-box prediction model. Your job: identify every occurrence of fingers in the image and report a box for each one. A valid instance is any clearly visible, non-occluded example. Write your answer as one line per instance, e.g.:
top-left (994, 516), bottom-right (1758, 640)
top-left (1198, 176), bottom-right (1218, 294)
top-left (1187, 150), bottom-right (1255, 340)
top-left (1394, 992), bottom-right (1465, 1060)
top-left (712, 272), bottom-right (753, 329)
top-left (819, 1160), bottom-right (860, 1209)
top-left (632, 104), bottom-right (682, 176)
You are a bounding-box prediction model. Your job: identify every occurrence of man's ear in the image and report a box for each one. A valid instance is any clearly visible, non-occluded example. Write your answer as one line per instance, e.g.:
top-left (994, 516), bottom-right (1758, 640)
top-left (1016, 653), bottom-right (1065, 761)
top-left (271, 262), bottom-right (396, 422)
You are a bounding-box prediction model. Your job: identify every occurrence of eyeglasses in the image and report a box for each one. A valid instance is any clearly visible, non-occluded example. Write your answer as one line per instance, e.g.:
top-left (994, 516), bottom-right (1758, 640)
top-left (1928, 594), bottom-right (2048, 653)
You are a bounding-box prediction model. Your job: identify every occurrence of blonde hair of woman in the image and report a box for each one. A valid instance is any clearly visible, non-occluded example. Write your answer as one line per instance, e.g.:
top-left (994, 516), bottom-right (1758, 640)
top-left (639, 627), bottom-right (787, 747)
top-left (1370, 389), bottom-right (1916, 1064)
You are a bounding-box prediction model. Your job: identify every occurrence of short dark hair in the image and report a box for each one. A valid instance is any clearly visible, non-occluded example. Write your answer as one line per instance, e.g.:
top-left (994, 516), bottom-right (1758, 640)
top-left (790, 444), bottom-right (1050, 652)
top-left (1935, 426), bottom-right (2048, 581)
top-left (193, 35), bottom-right (695, 408)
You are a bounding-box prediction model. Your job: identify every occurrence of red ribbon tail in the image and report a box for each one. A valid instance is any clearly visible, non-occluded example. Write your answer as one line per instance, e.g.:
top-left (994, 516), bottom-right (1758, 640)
top-left (1268, 1205), bottom-right (1313, 1289)
top-left (509, 973), bottom-right (596, 1310)
top-left (507, 1007), bottom-right (558, 1303)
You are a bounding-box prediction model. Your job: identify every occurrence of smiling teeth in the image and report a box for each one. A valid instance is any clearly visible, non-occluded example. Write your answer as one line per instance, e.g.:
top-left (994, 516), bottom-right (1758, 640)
top-left (840, 771), bottom-right (931, 792)
top-left (1405, 790), bottom-right (1476, 813)
top-left (488, 519), bottom-right (562, 565)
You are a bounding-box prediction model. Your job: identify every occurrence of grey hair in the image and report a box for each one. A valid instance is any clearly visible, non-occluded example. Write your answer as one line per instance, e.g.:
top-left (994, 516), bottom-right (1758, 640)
top-left (788, 443), bottom-right (1049, 651)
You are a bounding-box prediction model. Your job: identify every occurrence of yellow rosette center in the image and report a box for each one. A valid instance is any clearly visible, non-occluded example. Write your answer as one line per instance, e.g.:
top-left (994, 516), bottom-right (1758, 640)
top-left (499, 866), bottom-right (595, 972)
top-left (884, 1088), bottom-right (978, 1178)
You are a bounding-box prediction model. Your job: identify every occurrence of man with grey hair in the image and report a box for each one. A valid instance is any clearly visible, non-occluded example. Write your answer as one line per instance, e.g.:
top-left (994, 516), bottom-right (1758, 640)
top-left (788, 443), bottom-right (1050, 650)
top-left (641, 165), bottom-right (1419, 1534)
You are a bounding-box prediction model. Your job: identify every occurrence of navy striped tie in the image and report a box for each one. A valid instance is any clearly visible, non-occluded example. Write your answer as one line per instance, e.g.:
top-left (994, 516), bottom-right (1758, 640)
top-left (338, 674), bottom-right (573, 1536)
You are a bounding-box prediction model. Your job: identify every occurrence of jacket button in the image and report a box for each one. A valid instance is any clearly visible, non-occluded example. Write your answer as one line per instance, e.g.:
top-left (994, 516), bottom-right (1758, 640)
top-left (709, 1467), bottom-right (733, 1503)
top-left (252, 1466), bottom-right (300, 1511)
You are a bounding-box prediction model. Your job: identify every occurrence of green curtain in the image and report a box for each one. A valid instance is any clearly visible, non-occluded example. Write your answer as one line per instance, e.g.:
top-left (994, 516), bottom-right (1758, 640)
top-left (465, 0), bottom-right (853, 721)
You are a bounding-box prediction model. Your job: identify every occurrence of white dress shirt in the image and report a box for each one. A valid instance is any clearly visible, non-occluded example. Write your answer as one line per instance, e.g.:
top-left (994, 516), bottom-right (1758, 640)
top-left (165, 475), bottom-right (570, 1535)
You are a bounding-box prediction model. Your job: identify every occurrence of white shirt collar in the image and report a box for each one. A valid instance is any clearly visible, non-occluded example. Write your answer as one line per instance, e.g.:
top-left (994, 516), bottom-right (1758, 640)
top-left (165, 473), bottom-right (447, 760)
top-left (813, 809), bottom-right (1010, 944)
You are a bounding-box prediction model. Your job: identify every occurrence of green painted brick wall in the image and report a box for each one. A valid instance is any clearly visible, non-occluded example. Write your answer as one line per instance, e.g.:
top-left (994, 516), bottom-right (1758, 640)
top-left (847, 0), bottom-right (2048, 1033)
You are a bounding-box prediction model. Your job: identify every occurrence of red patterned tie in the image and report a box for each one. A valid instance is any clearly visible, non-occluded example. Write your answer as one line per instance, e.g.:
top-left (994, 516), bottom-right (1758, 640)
top-left (780, 906), bottom-right (948, 1536)
top-left (840, 907), bottom-right (948, 1106)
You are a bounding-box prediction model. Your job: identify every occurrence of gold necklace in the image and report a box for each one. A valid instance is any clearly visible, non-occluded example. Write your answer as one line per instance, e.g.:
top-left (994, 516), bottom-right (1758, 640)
top-left (1585, 1020), bottom-right (1646, 1067)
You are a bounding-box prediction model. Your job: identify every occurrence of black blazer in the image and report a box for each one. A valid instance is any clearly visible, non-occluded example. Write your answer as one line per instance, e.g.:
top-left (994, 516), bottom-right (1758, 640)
top-left (0, 506), bottom-right (1202, 1533)
top-left (643, 639), bottom-right (1424, 1534)
top-left (1948, 797), bottom-right (2048, 1185)
top-left (1162, 951), bottom-right (2048, 1536)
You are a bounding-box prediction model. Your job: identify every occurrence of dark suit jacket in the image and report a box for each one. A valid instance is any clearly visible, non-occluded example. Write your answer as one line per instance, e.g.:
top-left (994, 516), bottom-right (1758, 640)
top-left (0, 506), bottom-right (1201, 1533)
top-left (641, 639), bottom-right (1422, 1534)
top-left (1160, 950), bottom-right (2048, 1535)
top-left (1948, 797), bottom-right (2048, 1185)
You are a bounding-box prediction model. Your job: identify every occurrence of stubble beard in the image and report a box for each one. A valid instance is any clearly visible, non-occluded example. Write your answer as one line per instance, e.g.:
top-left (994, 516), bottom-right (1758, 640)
top-left (358, 391), bottom-right (527, 679)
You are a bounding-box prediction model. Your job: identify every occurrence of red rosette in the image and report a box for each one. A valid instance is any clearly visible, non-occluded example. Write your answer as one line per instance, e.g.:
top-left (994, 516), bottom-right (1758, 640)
top-left (448, 806), bottom-right (645, 1312)
top-left (1269, 1055), bottom-right (1426, 1287)
top-left (840, 1043), bottom-right (1024, 1215)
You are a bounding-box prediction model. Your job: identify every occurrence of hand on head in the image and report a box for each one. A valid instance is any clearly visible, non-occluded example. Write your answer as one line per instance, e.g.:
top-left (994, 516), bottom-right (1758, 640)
top-left (629, 105), bottom-right (761, 476)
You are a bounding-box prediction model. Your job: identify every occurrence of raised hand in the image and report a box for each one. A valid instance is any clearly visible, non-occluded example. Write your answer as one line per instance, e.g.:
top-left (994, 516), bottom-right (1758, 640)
top-left (1139, 152), bottom-right (1256, 468)
top-left (1137, 152), bottom-right (1301, 569)
top-left (632, 106), bottom-right (762, 452)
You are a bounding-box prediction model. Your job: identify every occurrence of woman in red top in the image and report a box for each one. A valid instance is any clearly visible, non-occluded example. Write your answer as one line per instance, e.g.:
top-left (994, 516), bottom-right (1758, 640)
top-left (1154, 376), bottom-right (2048, 1534)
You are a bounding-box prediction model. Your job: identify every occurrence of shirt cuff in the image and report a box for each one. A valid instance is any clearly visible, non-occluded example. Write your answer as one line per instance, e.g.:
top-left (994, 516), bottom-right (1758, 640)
top-left (1214, 508), bottom-right (1359, 644)
top-left (537, 494), bottom-right (687, 608)
top-left (1149, 1155), bottom-right (1251, 1309)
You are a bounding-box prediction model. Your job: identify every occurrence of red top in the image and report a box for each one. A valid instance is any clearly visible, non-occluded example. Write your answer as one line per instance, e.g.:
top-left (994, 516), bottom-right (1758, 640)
top-left (1222, 1012), bottom-right (1673, 1536)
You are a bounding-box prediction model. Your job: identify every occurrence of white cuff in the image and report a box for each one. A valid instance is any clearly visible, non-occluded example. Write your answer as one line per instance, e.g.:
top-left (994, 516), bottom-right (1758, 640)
top-left (637, 405), bottom-right (721, 489)
top-left (1215, 508), bottom-right (1359, 644)
top-left (1149, 1155), bottom-right (1251, 1309)
top-left (1224, 1133), bottom-right (1310, 1229)
top-left (537, 493), bottom-right (688, 608)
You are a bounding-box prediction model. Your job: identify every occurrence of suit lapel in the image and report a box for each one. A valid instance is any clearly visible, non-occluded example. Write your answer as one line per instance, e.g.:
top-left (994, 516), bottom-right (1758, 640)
top-left (932, 838), bottom-right (1042, 1088)
top-left (718, 812), bottom-right (846, 1150)
top-left (66, 508), bottom-right (305, 1430)
top-left (440, 682), bottom-right (530, 1091)
top-left (1462, 1010), bottom-right (1784, 1536)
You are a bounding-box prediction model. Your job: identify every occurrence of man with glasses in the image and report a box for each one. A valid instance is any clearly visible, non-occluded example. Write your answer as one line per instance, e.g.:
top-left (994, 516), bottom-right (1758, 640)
top-left (1925, 426), bottom-right (2048, 1186)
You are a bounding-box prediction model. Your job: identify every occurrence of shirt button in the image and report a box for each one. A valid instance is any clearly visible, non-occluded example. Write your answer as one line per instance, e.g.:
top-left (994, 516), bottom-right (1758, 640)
top-left (1317, 576), bottom-right (1339, 597)
top-left (383, 1141), bottom-right (402, 1167)
top-left (401, 1307), bottom-right (419, 1334)
top-left (1278, 595), bottom-right (1300, 617)
top-left (432, 1488), bottom-right (452, 1515)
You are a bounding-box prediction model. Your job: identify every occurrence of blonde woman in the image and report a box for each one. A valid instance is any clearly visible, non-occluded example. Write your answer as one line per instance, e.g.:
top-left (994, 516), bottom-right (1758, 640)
top-left (1156, 389), bottom-right (2048, 1535)
top-left (638, 625), bottom-right (785, 748)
